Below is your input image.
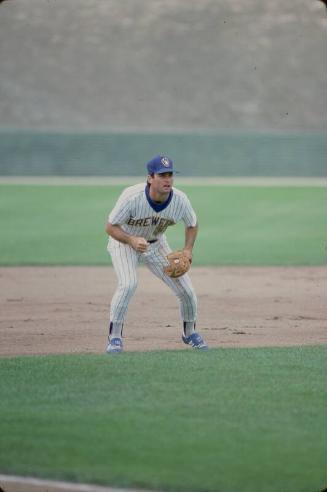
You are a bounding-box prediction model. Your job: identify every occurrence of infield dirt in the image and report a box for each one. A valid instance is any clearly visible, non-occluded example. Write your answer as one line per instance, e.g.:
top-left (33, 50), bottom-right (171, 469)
top-left (1, 266), bottom-right (326, 356)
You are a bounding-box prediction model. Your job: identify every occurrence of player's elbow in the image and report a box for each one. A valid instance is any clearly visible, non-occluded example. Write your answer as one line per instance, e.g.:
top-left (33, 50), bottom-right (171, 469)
top-left (188, 222), bottom-right (198, 231)
top-left (105, 222), bottom-right (114, 236)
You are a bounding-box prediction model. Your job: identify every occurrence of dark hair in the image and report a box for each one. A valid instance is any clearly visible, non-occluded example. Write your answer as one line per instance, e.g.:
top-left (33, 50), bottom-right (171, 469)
top-left (146, 172), bottom-right (154, 185)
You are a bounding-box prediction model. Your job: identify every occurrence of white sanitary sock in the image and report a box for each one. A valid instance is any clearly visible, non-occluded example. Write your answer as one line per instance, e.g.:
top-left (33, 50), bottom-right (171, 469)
top-left (109, 322), bottom-right (123, 339)
top-left (183, 321), bottom-right (196, 337)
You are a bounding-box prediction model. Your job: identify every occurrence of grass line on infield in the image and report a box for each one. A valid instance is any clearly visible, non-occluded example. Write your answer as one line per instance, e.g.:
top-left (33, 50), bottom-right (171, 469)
top-left (0, 184), bottom-right (326, 265)
top-left (0, 346), bottom-right (327, 492)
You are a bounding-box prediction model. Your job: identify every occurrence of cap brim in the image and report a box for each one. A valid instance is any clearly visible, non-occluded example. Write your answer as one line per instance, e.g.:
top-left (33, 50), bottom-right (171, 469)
top-left (156, 168), bottom-right (178, 174)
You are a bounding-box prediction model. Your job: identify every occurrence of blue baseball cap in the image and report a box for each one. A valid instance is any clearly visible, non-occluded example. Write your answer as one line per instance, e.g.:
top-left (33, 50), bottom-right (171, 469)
top-left (146, 155), bottom-right (175, 175)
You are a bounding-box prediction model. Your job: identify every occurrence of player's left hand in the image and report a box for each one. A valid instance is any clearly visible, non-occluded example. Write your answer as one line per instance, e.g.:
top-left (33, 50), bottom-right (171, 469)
top-left (182, 248), bottom-right (193, 264)
top-left (164, 250), bottom-right (191, 278)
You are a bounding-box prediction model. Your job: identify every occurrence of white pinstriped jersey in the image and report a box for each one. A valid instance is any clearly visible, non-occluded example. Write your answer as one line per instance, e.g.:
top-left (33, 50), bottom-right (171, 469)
top-left (108, 183), bottom-right (197, 242)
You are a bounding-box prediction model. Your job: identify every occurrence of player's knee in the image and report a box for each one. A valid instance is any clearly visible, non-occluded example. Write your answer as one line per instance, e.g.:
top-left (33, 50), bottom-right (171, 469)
top-left (179, 286), bottom-right (197, 306)
top-left (118, 279), bottom-right (138, 299)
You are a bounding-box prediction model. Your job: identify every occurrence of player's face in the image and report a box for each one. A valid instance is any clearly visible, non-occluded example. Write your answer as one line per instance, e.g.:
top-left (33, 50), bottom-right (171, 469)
top-left (149, 172), bottom-right (174, 196)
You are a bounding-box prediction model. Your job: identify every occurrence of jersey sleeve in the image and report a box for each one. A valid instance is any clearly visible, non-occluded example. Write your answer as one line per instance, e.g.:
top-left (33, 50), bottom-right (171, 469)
top-left (108, 191), bottom-right (131, 225)
top-left (182, 195), bottom-right (197, 227)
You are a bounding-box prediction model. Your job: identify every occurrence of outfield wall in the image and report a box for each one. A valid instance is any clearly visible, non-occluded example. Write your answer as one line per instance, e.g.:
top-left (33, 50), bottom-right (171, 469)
top-left (0, 131), bottom-right (326, 177)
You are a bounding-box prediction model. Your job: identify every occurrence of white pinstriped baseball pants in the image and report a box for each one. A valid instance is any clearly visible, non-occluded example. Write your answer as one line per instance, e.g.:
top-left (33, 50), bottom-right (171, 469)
top-left (108, 236), bottom-right (197, 325)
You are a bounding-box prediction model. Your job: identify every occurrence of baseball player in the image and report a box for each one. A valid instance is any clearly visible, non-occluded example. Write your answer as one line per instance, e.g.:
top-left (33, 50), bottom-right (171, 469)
top-left (105, 155), bottom-right (208, 353)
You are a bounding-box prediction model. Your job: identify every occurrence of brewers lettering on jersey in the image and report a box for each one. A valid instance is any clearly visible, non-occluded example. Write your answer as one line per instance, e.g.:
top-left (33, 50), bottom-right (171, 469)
top-left (105, 155), bottom-right (208, 353)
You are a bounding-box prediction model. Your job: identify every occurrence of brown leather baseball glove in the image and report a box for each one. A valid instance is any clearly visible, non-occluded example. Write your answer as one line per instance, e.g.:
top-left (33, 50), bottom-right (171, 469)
top-left (163, 250), bottom-right (191, 278)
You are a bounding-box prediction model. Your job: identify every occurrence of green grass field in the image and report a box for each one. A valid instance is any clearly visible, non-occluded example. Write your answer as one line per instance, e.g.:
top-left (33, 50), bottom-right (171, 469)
top-left (1, 182), bottom-right (327, 492)
top-left (0, 184), bottom-right (326, 265)
top-left (1, 347), bottom-right (327, 492)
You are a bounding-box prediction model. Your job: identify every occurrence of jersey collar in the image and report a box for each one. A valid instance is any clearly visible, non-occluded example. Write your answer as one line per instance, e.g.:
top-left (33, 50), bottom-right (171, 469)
top-left (145, 184), bottom-right (173, 212)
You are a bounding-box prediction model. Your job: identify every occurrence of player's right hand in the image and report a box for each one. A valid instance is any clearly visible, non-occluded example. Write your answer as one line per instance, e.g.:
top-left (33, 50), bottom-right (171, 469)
top-left (129, 236), bottom-right (149, 253)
